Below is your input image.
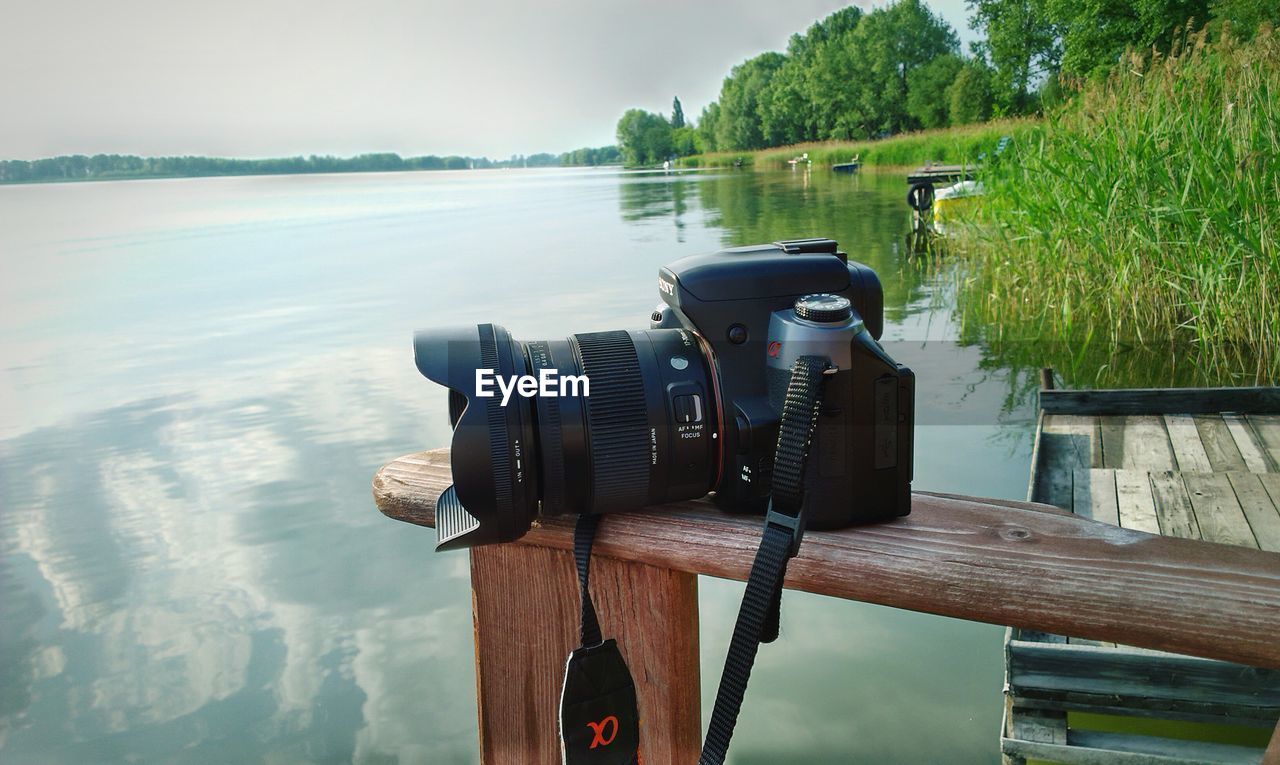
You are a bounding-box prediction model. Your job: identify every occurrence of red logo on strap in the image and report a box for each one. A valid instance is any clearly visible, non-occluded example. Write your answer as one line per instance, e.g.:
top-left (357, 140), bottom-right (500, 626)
top-left (587, 716), bottom-right (619, 748)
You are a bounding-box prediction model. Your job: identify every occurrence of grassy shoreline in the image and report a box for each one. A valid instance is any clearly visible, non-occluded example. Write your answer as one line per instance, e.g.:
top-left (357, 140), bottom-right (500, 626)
top-left (959, 29), bottom-right (1279, 383)
top-left (677, 118), bottom-right (1036, 170)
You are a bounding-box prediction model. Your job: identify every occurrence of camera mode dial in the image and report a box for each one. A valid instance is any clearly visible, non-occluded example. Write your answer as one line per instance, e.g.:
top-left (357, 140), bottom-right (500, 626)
top-left (793, 293), bottom-right (853, 323)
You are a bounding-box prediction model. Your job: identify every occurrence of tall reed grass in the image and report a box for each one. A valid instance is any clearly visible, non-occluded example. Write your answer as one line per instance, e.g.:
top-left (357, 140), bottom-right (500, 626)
top-left (959, 26), bottom-right (1280, 383)
top-left (680, 119), bottom-right (1033, 170)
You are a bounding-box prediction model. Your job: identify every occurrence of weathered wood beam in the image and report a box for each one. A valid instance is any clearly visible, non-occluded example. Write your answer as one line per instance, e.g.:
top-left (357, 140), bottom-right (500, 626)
top-left (374, 449), bottom-right (1280, 670)
top-left (1040, 386), bottom-right (1280, 415)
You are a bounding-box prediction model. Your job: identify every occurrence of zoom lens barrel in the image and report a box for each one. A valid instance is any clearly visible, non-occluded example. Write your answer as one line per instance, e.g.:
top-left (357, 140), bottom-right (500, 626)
top-left (414, 325), bottom-right (721, 549)
top-left (575, 331), bottom-right (653, 511)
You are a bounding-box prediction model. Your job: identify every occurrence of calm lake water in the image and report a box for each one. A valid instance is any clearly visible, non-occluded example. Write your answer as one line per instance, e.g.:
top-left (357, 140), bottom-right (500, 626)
top-left (1, 168), bottom-right (1043, 763)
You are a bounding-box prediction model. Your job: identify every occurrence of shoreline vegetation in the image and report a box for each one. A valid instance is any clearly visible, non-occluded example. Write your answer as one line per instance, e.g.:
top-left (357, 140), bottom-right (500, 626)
top-left (677, 118), bottom-right (1033, 170)
top-left (959, 27), bottom-right (1280, 383)
top-left (0, 146), bottom-right (623, 186)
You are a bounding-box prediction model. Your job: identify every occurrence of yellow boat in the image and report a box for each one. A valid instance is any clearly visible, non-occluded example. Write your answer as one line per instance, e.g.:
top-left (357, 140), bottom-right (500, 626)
top-left (932, 179), bottom-right (983, 225)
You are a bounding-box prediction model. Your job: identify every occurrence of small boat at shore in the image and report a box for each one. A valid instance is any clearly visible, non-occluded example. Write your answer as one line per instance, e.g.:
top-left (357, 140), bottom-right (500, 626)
top-left (932, 179), bottom-right (983, 223)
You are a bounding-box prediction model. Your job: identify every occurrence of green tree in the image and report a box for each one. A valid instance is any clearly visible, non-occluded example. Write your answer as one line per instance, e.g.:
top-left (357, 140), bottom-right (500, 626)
top-left (759, 6), bottom-right (865, 145)
top-left (644, 123), bottom-right (674, 162)
top-left (616, 109), bottom-right (673, 165)
top-left (839, 0), bottom-right (960, 136)
top-left (697, 102), bottom-right (721, 152)
top-left (967, 0), bottom-right (1062, 112)
top-left (671, 96), bottom-right (685, 128)
top-left (947, 60), bottom-right (996, 123)
top-left (1049, 0), bottom-right (1209, 77)
top-left (807, 27), bottom-right (871, 139)
top-left (671, 126), bottom-right (701, 156)
top-left (1208, 0), bottom-right (1280, 36)
top-left (714, 52), bottom-right (786, 150)
top-left (907, 53), bottom-right (964, 127)
top-left (758, 58), bottom-right (810, 146)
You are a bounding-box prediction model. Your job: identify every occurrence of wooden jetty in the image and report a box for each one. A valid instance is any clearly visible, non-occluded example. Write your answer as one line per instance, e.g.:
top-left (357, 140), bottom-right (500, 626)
top-left (1004, 381), bottom-right (1280, 765)
top-left (907, 163), bottom-right (975, 184)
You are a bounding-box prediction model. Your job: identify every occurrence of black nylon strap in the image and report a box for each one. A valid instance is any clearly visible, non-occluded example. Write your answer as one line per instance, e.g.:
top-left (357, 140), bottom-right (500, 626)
top-left (699, 355), bottom-right (829, 765)
top-left (574, 513), bottom-right (604, 648)
top-left (562, 513), bottom-right (641, 765)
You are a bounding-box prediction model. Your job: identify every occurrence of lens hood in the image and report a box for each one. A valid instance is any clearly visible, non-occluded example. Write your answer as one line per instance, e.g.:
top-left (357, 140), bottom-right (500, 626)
top-left (414, 324), bottom-right (538, 550)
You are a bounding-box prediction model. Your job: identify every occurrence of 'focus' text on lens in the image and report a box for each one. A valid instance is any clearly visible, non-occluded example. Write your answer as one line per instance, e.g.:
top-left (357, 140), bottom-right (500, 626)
top-left (475, 368), bottom-right (590, 406)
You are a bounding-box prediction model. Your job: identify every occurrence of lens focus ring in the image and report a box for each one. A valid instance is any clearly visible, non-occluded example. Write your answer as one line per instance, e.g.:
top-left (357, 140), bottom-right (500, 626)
top-left (574, 331), bottom-right (651, 511)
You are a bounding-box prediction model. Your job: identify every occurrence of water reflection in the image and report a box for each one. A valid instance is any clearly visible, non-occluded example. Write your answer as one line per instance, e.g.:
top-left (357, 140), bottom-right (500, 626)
top-left (1, 168), bottom-right (1035, 764)
top-left (1, 349), bottom-right (477, 762)
top-left (621, 170), bottom-right (936, 327)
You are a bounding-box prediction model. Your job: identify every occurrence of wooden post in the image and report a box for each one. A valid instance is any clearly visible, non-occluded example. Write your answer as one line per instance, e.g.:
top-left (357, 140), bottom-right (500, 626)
top-left (1039, 367), bottom-right (1055, 391)
top-left (469, 540), bottom-right (701, 764)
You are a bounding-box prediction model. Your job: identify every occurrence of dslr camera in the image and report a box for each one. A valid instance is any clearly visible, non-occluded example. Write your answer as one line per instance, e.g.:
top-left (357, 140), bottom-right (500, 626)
top-left (415, 238), bottom-right (914, 550)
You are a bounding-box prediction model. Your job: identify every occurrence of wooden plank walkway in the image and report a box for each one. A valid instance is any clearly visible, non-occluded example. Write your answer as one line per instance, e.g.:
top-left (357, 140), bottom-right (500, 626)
top-left (1004, 387), bottom-right (1280, 764)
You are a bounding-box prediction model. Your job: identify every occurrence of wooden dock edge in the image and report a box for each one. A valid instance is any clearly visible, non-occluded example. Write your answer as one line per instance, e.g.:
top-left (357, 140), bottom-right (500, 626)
top-left (1040, 386), bottom-right (1280, 415)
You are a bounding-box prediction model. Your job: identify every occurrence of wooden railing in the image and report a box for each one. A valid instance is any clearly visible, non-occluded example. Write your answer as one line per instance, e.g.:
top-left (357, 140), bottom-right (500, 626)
top-left (374, 449), bottom-right (1280, 764)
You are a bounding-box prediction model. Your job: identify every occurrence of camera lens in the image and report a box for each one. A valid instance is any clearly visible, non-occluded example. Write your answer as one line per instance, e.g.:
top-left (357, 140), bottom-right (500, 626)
top-left (414, 324), bottom-right (721, 549)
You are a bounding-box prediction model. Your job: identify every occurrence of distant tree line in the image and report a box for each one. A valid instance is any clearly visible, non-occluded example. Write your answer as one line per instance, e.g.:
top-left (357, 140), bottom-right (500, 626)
top-left (0, 146), bottom-right (623, 184)
top-left (614, 97), bottom-right (698, 166)
top-left (615, 0), bottom-right (1278, 162)
top-left (560, 145), bottom-right (623, 166)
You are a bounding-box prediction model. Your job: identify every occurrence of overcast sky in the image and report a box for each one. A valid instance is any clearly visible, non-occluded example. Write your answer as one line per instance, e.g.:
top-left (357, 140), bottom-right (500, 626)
top-left (1, 0), bottom-right (976, 160)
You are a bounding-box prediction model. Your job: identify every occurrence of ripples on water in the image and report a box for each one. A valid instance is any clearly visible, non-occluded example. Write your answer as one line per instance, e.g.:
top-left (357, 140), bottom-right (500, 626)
top-left (1, 168), bottom-right (1038, 763)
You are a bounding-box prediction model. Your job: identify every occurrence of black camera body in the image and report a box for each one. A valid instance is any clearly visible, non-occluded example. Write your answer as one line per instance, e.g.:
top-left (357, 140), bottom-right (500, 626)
top-left (413, 238), bottom-right (913, 550)
top-left (652, 238), bottom-right (913, 528)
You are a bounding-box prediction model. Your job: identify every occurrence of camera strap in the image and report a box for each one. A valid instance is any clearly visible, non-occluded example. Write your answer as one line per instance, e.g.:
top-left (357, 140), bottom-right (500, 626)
top-left (699, 355), bottom-right (831, 765)
top-left (559, 513), bottom-right (641, 765)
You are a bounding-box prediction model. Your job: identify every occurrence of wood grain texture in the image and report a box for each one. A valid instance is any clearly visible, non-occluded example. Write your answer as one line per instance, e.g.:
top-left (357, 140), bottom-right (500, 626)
top-left (1183, 473), bottom-right (1259, 549)
top-left (1074, 469), bottom-right (1120, 525)
top-left (1196, 415), bottom-right (1250, 472)
top-left (1149, 471), bottom-right (1202, 540)
top-left (374, 449), bottom-right (1280, 670)
top-left (1114, 470), bottom-right (1161, 535)
top-left (1225, 413), bottom-right (1274, 473)
top-left (469, 543), bottom-right (700, 765)
top-left (1228, 472), bottom-right (1280, 553)
top-left (1035, 415), bottom-right (1099, 510)
top-left (1007, 640), bottom-right (1280, 713)
top-left (1164, 414), bottom-right (1213, 472)
top-left (1101, 416), bottom-right (1177, 470)
top-left (1250, 415), bottom-right (1280, 472)
top-left (1039, 387), bottom-right (1280, 415)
